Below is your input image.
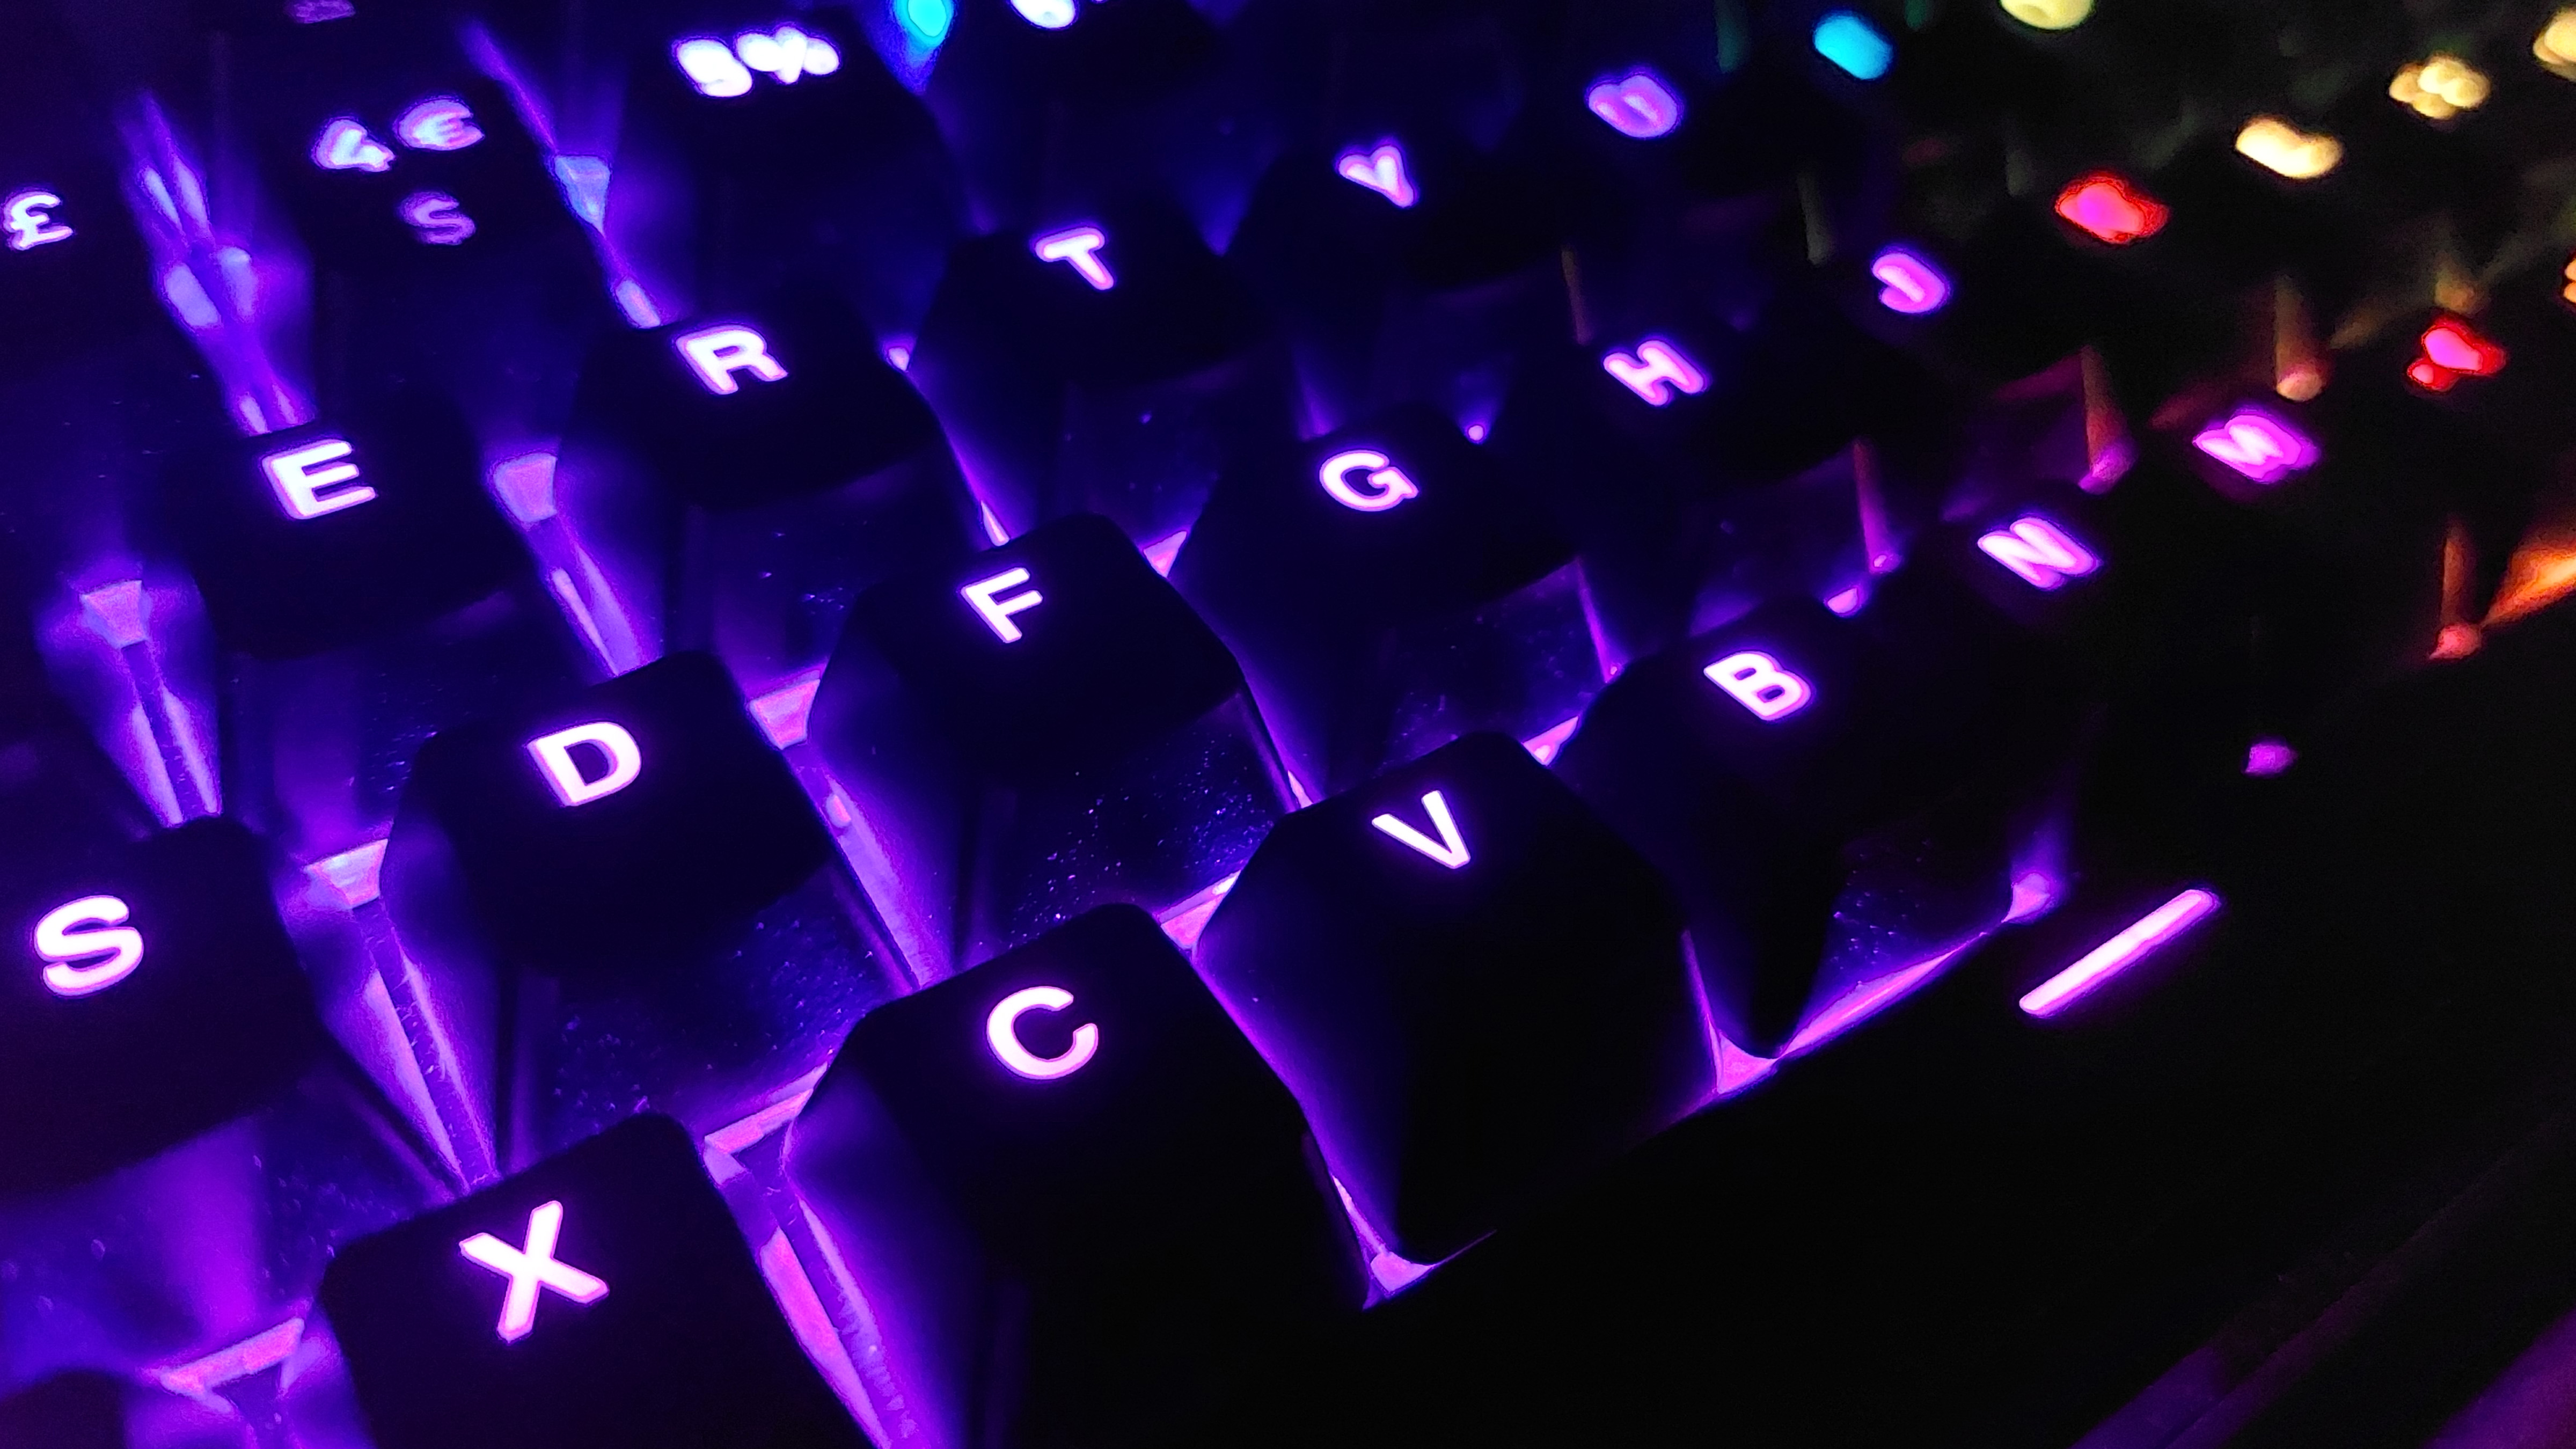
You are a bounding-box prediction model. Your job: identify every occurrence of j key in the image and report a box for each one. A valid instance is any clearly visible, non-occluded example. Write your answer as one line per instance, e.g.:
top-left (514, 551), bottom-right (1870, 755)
top-left (909, 191), bottom-right (1300, 544)
top-left (1552, 596), bottom-right (2024, 1055)
top-left (605, 5), bottom-right (967, 333)
top-left (1192, 732), bottom-right (1709, 1263)
top-left (920, 0), bottom-right (1258, 236)
top-left (1225, 131), bottom-right (1569, 433)
top-left (154, 386), bottom-right (531, 660)
top-left (785, 905), bottom-right (1364, 1449)
top-left (320, 1112), bottom-right (866, 1449)
top-left (808, 513), bottom-right (1289, 979)
top-left (224, 12), bottom-right (616, 438)
top-left (555, 282), bottom-right (982, 685)
top-left (386, 650), bottom-right (900, 1146)
top-left (1169, 404), bottom-right (1599, 797)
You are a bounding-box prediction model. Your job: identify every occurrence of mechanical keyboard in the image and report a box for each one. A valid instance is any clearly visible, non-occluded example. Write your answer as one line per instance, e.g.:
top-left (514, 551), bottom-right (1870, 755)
top-left (11, 1), bottom-right (2576, 1445)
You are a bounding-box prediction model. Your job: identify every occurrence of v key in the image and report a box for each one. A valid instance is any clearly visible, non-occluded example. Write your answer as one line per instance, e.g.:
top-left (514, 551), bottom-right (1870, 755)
top-left (1370, 789), bottom-right (1471, 869)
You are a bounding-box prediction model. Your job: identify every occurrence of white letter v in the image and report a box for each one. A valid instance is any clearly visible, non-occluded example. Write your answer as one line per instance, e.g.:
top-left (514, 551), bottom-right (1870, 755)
top-left (1370, 789), bottom-right (1470, 870)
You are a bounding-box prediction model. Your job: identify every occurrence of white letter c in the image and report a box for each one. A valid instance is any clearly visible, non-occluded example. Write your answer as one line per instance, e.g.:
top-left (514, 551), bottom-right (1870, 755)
top-left (985, 985), bottom-right (1100, 1080)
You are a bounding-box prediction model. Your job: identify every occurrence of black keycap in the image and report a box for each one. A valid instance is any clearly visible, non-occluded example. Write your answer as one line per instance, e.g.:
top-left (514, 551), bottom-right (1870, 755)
top-left (785, 904), bottom-right (1364, 1448)
top-left (320, 1112), bottom-right (867, 1449)
top-left (555, 282), bottom-right (982, 686)
top-left (1169, 404), bottom-right (1600, 797)
top-left (920, 0), bottom-right (1262, 236)
top-left (909, 192), bottom-right (1300, 545)
top-left (385, 649), bottom-right (902, 1153)
top-left (155, 387), bottom-right (531, 660)
top-left (603, 5), bottom-right (967, 335)
top-left (0, 1372), bottom-right (124, 1449)
top-left (1192, 731), bottom-right (1709, 1263)
top-left (1552, 595), bottom-right (2027, 1056)
top-left (0, 816), bottom-right (326, 1194)
top-left (1226, 131), bottom-right (1568, 434)
top-left (809, 511), bottom-right (1289, 978)
top-left (222, 10), bottom-right (617, 440)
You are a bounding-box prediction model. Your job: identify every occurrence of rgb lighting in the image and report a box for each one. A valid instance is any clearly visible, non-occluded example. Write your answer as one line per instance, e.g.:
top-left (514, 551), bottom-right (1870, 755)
top-left (2055, 172), bottom-right (2168, 245)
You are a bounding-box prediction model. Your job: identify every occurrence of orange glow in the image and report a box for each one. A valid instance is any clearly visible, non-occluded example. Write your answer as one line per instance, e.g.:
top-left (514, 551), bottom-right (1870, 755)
top-left (2538, 11), bottom-right (2576, 78)
top-left (2562, 254), bottom-right (2576, 309)
top-left (2054, 172), bottom-right (2168, 245)
top-left (2433, 517), bottom-right (2483, 660)
top-left (2391, 55), bottom-right (2491, 120)
top-left (2235, 117), bottom-right (2343, 179)
top-left (2274, 276), bottom-right (2325, 400)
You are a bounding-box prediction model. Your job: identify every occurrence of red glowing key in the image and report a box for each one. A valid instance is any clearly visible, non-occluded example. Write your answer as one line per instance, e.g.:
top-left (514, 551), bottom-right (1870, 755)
top-left (2053, 172), bottom-right (2169, 245)
top-left (2408, 316), bottom-right (2507, 392)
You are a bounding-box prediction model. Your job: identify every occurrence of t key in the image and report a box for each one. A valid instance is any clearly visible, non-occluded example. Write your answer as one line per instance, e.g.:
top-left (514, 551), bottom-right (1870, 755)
top-left (1194, 732), bottom-right (1710, 1264)
top-left (786, 904), bottom-right (1364, 1448)
top-left (320, 1113), bottom-right (867, 1449)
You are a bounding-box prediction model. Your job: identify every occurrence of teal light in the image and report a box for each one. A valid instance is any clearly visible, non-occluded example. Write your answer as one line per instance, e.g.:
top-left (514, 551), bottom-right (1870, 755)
top-left (899, 0), bottom-right (954, 45)
top-left (1812, 11), bottom-right (1892, 80)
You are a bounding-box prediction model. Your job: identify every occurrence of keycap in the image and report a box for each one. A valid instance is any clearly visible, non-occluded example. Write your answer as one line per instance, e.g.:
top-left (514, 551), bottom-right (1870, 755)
top-left (153, 386), bottom-right (533, 660)
top-left (909, 192), bottom-right (1301, 544)
top-left (222, 9), bottom-right (617, 439)
top-left (0, 1372), bottom-right (123, 1449)
top-left (785, 904), bottom-right (1365, 1448)
top-left (555, 281), bottom-right (983, 685)
top-left (319, 1112), bottom-right (866, 1449)
top-left (385, 650), bottom-right (901, 1150)
top-left (0, 812), bottom-right (448, 1390)
top-left (1169, 404), bottom-right (1601, 797)
top-left (0, 816), bottom-right (326, 1194)
top-left (1225, 131), bottom-right (1569, 433)
top-left (603, 5), bottom-right (966, 334)
top-left (809, 511), bottom-right (1289, 978)
top-left (1552, 595), bottom-right (2025, 1055)
top-left (1192, 731), bottom-right (1710, 1263)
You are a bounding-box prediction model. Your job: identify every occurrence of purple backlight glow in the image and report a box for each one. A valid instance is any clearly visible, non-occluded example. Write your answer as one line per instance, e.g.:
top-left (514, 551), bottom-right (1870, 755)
top-left (1779, 943), bottom-right (1967, 1058)
top-left (2245, 738), bottom-right (2298, 776)
top-left (1977, 515), bottom-right (2099, 591)
top-left (1869, 247), bottom-right (1950, 314)
top-left (1334, 143), bottom-right (1418, 208)
top-left (2019, 888), bottom-right (2221, 1018)
top-left (151, 1317), bottom-right (303, 1407)
top-left (1586, 71), bottom-right (1683, 138)
top-left (2193, 405), bottom-right (2319, 484)
top-left (1033, 225), bottom-right (1115, 290)
top-left (1602, 337), bottom-right (1707, 406)
top-left (750, 673), bottom-right (824, 749)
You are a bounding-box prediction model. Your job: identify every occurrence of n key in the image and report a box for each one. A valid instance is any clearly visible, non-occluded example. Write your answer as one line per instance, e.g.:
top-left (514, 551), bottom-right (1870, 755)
top-left (786, 905), bottom-right (1363, 1448)
top-left (1194, 733), bottom-right (1709, 1264)
top-left (321, 1113), bottom-right (866, 1449)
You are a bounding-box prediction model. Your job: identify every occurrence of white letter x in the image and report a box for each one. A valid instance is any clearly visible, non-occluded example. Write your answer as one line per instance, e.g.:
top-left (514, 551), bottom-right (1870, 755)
top-left (459, 1200), bottom-right (609, 1343)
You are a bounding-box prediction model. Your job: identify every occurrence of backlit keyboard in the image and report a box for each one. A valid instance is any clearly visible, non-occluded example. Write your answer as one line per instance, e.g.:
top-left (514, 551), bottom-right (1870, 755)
top-left (14, 1), bottom-right (2576, 1446)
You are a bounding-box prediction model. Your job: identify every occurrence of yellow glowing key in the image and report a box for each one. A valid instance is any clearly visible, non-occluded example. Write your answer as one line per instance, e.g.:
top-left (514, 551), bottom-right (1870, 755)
top-left (2390, 55), bottom-right (2491, 120)
top-left (1999, 0), bottom-right (2091, 29)
top-left (2564, 254), bottom-right (2576, 308)
top-left (2538, 10), bottom-right (2576, 78)
top-left (2234, 116), bottom-right (2343, 179)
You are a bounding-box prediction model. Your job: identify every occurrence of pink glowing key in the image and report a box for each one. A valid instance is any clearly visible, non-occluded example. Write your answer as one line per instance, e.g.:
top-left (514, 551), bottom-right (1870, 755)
top-left (1602, 338), bottom-right (1707, 406)
top-left (1335, 143), bottom-right (1418, 208)
top-left (2192, 405), bottom-right (2320, 484)
top-left (2018, 888), bottom-right (2220, 1018)
top-left (458, 1199), bottom-right (610, 1342)
top-left (1869, 247), bottom-right (1950, 314)
top-left (1586, 71), bottom-right (1682, 138)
